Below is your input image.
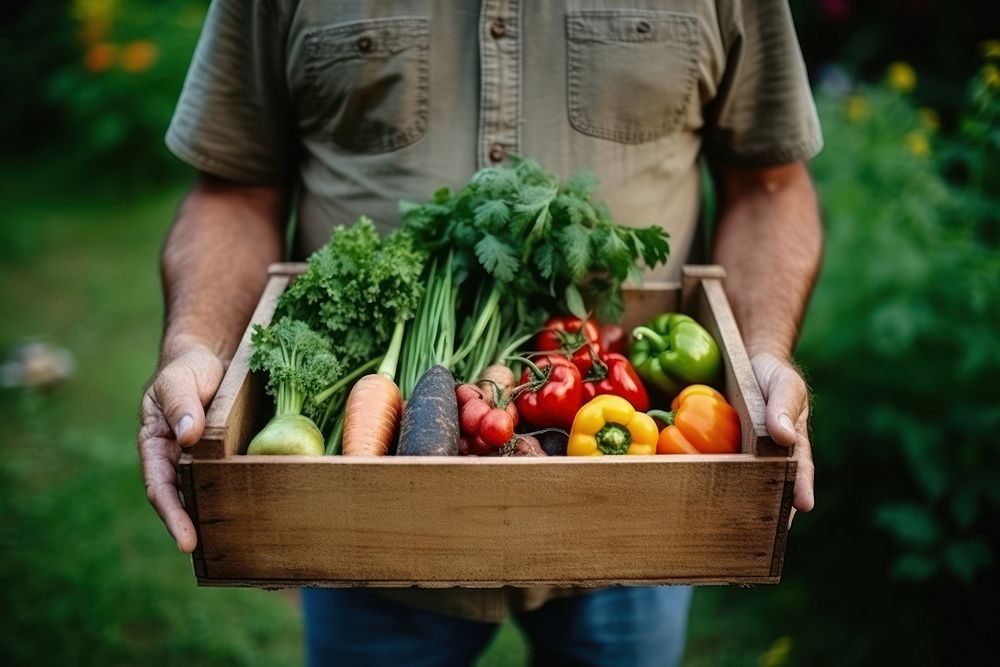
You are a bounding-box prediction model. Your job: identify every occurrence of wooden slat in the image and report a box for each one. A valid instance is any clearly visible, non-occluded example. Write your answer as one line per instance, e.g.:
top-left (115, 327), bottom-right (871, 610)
top-left (681, 264), bottom-right (726, 313)
top-left (177, 452), bottom-right (207, 578)
top-left (269, 262), bottom-right (307, 276)
top-left (199, 576), bottom-right (780, 588)
top-left (191, 455), bottom-right (791, 586)
top-left (196, 274), bottom-right (289, 459)
top-left (620, 282), bottom-right (680, 331)
top-left (769, 459), bottom-right (798, 577)
top-left (695, 279), bottom-right (786, 458)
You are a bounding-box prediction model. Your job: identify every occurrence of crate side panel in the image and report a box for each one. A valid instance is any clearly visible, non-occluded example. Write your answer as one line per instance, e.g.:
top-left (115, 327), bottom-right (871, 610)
top-left (193, 458), bottom-right (789, 585)
top-left (198, 274), bottom-right (288, 459)
top-left (620, 283), bottom-right (680, 332)
top-left (695, 280), bottom-right (784, 457)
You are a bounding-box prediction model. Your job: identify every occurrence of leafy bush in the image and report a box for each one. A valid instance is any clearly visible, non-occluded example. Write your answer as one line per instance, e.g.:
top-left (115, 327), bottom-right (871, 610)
top-left (773, 58), bottom-right (999, 664)
top-left (0, 1), bottom-right (204, 185)
top-left (802, 59), bottom-right (999, 585)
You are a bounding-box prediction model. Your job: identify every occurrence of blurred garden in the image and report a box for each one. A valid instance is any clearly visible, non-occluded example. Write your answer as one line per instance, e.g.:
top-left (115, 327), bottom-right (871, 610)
top-left (1, 1), bottom-right (997, 665)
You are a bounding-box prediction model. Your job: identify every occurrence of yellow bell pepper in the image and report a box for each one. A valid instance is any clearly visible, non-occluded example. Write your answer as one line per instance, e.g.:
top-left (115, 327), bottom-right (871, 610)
top-left (567, 395), bottom-right (660, 456)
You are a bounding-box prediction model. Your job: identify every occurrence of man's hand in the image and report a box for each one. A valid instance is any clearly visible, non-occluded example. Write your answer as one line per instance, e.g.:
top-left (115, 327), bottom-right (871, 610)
top-left (751, 351), bottom-right (815, 522)
top-left (138, 337), bottom-right (225, 552)
top-left (139, 174), bottom-right (286, 551)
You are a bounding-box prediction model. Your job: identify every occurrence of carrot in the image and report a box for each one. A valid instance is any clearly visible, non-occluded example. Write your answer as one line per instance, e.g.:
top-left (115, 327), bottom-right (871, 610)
top-left (342, 374), bottom-right (401, 455)
top-left (342, 319), bottom-right (406, 456)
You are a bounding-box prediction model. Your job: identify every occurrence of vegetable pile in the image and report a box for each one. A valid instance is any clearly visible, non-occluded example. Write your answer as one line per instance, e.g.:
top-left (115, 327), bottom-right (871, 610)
top-left (247, 159), bottom-right (741, 458)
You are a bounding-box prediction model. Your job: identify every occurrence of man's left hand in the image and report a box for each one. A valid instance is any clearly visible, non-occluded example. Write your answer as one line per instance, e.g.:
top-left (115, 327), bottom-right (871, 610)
top-left (750, 352), bottom-right (815, 521)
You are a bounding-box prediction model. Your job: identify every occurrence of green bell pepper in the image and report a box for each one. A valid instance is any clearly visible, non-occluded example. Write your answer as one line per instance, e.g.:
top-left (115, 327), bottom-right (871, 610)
top-left (629, 313), bottom-right (721, 398)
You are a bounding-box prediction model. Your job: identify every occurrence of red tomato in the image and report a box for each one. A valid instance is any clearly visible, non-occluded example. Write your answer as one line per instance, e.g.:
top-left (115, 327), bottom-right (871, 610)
top-left (535, 317), bottom-right (602, 375)
top-left (459, 399), bottom-right (491, 435)
top-left (479, 409), bottom-right (515, 447)
top-left (515, 354), bottom-right (584, 429)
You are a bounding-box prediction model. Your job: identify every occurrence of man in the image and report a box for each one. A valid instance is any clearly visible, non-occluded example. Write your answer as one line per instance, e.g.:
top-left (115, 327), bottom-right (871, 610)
top-left (139, 1), bottom-right (820, 665)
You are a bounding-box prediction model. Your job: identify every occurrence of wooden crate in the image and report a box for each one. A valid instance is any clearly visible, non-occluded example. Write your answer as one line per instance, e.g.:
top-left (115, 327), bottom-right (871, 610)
top-left (178, 263), bottom-right (795, 588)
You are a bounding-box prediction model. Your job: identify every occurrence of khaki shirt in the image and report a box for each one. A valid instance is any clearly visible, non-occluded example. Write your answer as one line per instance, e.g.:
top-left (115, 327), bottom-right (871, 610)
top-left (168, 0), bottom-right (821, 621)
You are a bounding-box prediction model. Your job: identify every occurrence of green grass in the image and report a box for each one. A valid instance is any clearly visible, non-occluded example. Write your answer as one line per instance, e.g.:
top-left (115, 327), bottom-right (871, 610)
top-left (0, 175), bottom-right (765, 666)
top-left (0, 183), bottom-right (304, 667)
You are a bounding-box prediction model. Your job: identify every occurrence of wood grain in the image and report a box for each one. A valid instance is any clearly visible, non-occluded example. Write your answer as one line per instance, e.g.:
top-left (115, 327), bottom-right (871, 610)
top-left (695, 279), bottom-right (786, 457)
top-left (190, 456), bottom-right (792, 586)
top-left (620, 282), bottom-right (680, 331)
top-left (196, 274), bottom-right (289, 459)
top-left (177, 452), bottom-right (207, 579)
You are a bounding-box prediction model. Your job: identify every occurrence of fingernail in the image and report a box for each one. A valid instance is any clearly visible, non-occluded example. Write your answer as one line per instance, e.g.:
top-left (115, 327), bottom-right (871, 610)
top-left (778, 414), bottom-right (795, 436)
top-left (174, 414), bottom-right (194, 440)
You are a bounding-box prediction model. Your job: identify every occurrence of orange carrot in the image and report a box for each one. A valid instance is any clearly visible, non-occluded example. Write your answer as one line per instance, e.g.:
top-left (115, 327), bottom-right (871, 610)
top-left (342, 374), bottom-right (402, 456)
top-left (341, 320), bottom-right (406, 456)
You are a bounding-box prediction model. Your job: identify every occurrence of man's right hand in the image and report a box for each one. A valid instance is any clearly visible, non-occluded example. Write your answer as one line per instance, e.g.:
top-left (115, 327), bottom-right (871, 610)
top-left (138, 337), bottom-right (225, 553)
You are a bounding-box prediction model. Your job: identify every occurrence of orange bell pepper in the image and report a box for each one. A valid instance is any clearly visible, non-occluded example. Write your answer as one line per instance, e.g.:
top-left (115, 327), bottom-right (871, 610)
top-left (647, 385), bottom-right (741, 454)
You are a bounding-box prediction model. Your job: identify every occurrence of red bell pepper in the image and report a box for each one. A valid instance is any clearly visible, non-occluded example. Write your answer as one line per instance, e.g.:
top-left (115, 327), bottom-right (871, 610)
top-left (598, 324), bottom-right (626, 355)
top-left (535, 316), bottom-right (601, 375)
top-left (515, 355), bottom-right (584, 429)
top-left (582, 353), bottom-right (650, 412)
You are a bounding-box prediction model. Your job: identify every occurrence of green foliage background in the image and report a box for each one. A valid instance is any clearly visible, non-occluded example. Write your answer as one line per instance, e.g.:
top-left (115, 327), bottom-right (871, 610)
top-left (1, 1), bottom-right (997, 665)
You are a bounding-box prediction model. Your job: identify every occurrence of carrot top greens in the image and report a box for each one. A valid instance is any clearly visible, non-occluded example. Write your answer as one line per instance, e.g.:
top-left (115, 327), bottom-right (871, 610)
top-left (396, 158), bottom-right (670, 396)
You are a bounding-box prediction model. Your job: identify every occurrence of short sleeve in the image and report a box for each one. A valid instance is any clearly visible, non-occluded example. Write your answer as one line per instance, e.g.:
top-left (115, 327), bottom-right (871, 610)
top-left (166, 0), bottom-right (294, 184)
top-left (704, 0), bottom-right (823, 167)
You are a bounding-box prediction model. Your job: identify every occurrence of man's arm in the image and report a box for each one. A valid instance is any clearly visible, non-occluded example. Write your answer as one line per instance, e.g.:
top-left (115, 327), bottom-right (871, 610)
top-left (139, 174), bottom-right (288, 552)
top-left (713, 161), bottom-right (822, 514)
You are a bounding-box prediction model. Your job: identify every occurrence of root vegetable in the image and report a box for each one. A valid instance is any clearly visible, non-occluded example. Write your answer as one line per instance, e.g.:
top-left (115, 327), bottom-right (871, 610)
top-left (343, 320), bottom-right (406, 456)
top-left (477, 364), bottom-right (516, 402)
top-left (503, 434), bottom-right (548, 457)
top-left (398, 365), bottom-right (460, 456)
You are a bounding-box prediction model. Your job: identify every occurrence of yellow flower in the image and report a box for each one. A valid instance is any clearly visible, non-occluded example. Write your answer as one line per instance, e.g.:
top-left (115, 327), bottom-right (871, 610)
top-left (917, 107), bottom-right (939, 132)
top-left (980, 40), bottom-right (1000, 59)
top-left (887, 61), bottom-right (917, 93)
top-left (758, 637), bottom-right (793, 667)
top-left (845, 95), bottom-right (870, 122)
top-left (71, 0), bottom-right (119, 23)
top-left (83, 42), bottom-right (116, 73)
top-left (905, 131), bottom-right (931, 159)
top-left (119, 40), bottom-right (159, 73)
top-left (984, 64), bottom-right (1000, 91)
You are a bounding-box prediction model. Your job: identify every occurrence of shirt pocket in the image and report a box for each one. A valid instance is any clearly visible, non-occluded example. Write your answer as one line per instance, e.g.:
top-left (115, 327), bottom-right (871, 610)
top-left (302, 17), bottom-right (430, 153)
top-left (566, 10), bottom-right (700, 144)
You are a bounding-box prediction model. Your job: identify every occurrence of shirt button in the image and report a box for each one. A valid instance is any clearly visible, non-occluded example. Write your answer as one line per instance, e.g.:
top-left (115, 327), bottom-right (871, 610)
top-left (488, 144), bottom-right (506, 163)
top-left (490, 19), bottom-right (506, 39)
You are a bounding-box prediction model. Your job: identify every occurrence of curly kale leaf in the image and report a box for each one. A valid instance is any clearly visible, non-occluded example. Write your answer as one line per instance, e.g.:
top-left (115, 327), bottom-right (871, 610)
top-left (277, 217), bottom-right (426, 368)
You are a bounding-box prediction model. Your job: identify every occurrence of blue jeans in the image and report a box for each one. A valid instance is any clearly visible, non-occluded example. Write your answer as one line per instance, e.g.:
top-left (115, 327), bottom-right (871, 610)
top-left (302, 587), bottom-right (693, 667)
